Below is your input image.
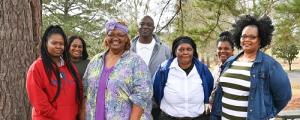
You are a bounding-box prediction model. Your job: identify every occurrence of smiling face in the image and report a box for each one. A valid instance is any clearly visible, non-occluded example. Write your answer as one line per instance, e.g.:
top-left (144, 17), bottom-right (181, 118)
top-left (217, 41), bottom-right (234, 63)
top-left (69, 39), bottom-right (83, 60)
top-left (240, 25), bottom-right (260, 53)
top-left (47, 34), bottom-right (65, 59)
top-left (138, 17), bottom-right (155, 37)
top-left (176, 43), bottom-right (194, 66)
top-left (105, 29), bottom-right (129, 52)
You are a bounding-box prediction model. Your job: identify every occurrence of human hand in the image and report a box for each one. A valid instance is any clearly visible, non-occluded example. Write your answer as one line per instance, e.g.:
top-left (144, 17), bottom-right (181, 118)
top-left (204, 103), bottom-right (212, 114)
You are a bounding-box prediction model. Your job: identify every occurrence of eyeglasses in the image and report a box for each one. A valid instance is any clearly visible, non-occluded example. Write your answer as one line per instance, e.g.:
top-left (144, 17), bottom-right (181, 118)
top-left (107, 33), bottom-right (127, 39)
top-left (240, 35), bottom-right (258, 40)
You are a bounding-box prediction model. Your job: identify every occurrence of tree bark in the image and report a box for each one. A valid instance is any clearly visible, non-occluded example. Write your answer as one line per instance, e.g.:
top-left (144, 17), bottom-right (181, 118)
top-left (0, 0), bottom-right (41, 119)
top-left (288, 60), bottom-right (292, 71)
top-left (206, 55), bottom-right (210, 68)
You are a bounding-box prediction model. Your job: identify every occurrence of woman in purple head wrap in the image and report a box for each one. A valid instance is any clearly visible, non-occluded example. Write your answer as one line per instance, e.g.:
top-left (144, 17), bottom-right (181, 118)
top-left (82, 19), bottom-right (153, 120)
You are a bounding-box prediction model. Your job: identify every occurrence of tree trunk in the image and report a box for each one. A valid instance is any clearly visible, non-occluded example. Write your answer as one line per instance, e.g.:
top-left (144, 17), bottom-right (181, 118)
top-left (0, 0), bottom-right (41, 119)
top-left (288, 60), bottom-right (292, 71)
top-left (206, 55), bottom-right (210, 68)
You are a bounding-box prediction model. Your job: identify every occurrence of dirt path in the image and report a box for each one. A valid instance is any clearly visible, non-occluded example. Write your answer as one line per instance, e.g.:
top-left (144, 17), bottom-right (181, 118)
top-left (285, 89), bottom-right (300, 110)
top-left (285, 71), bottom-right (300, 110)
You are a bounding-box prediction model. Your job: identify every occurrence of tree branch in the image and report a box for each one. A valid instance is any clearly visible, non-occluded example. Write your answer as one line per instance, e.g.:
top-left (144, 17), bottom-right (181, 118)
top-left (69, 6), bottom-right (82, 12)
top-left (203, 1), bottom-right (222, 42)
top-left (143, 0), bottom-right (151, 14)
top-left (49, 3), bottom-right (64, 13)
top-left (156, 0), bottom-right (181, 33)
top-left (43, 5), bottom-right (62, 21)
top-left (264, 0), bottom-right (280, 15)
top-left (156, 0), bottom-right (172, 30)
top-left (180, 0), bottom-right (184, 35)
top-left (70, 13), bottom-right (97, 29)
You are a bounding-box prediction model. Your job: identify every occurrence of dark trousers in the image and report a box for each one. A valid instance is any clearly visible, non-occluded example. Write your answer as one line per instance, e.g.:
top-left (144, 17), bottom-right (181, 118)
top-left (159, 111), bottom-right (210, 120)
top-left (151, 107), bottom-right (161, 120)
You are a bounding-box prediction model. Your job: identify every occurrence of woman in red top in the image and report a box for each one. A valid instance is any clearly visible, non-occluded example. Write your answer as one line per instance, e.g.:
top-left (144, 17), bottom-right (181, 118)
top-left (26, 25), bottom-right (82, 120)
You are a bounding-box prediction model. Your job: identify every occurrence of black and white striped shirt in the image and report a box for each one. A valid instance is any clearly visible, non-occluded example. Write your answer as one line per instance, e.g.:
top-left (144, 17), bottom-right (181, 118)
top-left (220, 61), bottom-right (253, 120)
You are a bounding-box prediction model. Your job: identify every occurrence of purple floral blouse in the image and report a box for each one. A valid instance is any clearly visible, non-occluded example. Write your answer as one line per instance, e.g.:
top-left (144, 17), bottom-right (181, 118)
top-left (83, 51), bottom-right (153, 120)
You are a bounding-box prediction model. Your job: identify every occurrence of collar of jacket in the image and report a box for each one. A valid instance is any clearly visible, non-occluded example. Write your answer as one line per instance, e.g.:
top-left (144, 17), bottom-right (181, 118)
top-left (96, 50), bottom-right (130, 60)
top-left (221, 50), bottom-right (263, 73)
top-left (131, 34), bottom-right (162, 52)
top-left (225, 50), bottom-right (264, 64)
top-left (161, 57), bottom-right (203, 70)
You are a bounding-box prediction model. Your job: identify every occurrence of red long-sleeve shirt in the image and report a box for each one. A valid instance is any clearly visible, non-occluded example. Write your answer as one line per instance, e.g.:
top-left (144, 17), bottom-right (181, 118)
top-left (26, 58), bottom-right (82, 120)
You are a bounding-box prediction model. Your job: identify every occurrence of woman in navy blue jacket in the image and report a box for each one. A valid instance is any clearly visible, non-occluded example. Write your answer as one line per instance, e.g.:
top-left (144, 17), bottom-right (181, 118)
top-left (153, 36), bottom-right (213, 120)
top-left (211, 15), bottom-right (292, 120)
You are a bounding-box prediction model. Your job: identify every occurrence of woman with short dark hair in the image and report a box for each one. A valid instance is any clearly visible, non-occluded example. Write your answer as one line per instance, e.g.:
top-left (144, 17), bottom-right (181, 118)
top-left (153, 36), bottom-right (213, 120)
top-left (209, 31), bottom-right (235, 110)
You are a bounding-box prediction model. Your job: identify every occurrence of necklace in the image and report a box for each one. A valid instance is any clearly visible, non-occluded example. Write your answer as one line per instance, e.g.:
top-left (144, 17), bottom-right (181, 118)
top-left (238, 55), bottom-right (255, 62)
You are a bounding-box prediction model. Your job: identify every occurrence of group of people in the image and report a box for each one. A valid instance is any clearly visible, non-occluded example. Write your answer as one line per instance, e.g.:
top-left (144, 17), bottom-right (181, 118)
top-left (26, 14), bottom-right (292, 120)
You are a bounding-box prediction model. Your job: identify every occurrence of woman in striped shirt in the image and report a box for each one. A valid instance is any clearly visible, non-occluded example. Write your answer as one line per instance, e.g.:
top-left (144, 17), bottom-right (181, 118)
top-left (211, 15), bottom-right (292, 120)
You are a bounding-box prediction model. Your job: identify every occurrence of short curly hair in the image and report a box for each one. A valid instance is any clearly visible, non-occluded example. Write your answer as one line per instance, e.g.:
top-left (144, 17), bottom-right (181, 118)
top-left (232, 14), bottom-right (274, 49)
top-left (217, 31), bottom-right (234, 50)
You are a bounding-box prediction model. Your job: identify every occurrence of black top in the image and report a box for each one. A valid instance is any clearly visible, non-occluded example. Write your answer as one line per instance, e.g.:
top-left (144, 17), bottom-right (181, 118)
top-left (73, 59), bottom-right (90, 79)
top-left (182, 62), bottom-right (194, 75)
